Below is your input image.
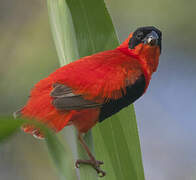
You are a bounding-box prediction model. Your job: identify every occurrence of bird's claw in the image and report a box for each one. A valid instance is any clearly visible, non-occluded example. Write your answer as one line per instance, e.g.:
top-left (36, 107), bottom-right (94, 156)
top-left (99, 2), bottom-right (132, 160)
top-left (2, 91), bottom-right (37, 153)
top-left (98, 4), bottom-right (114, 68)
top-left (94, 167), bottom-right (106, 177)
top-left (75, 159), bottom-right (106, 177)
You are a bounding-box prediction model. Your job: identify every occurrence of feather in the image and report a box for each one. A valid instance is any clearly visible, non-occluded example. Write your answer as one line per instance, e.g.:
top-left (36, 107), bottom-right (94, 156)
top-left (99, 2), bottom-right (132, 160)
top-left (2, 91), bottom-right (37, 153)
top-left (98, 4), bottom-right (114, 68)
top-left (51, 83), bottom-right (102, 110)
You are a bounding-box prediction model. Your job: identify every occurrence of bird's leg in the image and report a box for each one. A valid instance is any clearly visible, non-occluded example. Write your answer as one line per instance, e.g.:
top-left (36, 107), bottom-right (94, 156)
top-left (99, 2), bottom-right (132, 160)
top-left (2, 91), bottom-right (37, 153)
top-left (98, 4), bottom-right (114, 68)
top-left (75, 132), bottom-right (106, 177)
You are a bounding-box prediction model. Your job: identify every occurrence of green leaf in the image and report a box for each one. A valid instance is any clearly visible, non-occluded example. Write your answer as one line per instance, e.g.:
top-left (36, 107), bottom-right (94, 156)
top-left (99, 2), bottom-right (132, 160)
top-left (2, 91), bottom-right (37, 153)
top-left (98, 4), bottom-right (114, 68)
top-left (45, 130), bottom-right (78, 180)
top-left (93, 106), bottom-right (145, 180)
top-left (0, 115), bottom-right (77, 179)
top-left (65, 0), bottom-right (145, 179)
top-left (47, 0), bottom-right (98, 179)
top-left (47, 0), bottom-right (79, 65)
top-left (0, 117), bottom-right (23, 142)
top-left (47, 0), bottom-right (145, 179)
top-left (66, 0), bottom-right (119, 56)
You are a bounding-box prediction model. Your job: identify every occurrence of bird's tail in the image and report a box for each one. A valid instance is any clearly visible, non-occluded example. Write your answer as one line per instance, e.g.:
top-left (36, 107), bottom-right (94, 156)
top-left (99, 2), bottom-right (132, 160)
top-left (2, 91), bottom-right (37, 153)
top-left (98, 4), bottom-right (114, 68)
top-left (13, 108), bottom-right (22, 119)
top-left (13, 107), bottom-right (44, 139)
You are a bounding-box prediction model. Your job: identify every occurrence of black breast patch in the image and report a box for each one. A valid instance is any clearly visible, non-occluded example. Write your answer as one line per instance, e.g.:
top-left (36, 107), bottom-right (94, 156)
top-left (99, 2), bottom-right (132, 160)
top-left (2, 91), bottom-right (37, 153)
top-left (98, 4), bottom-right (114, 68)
top-left (98, 75), bottom-right (146, 122)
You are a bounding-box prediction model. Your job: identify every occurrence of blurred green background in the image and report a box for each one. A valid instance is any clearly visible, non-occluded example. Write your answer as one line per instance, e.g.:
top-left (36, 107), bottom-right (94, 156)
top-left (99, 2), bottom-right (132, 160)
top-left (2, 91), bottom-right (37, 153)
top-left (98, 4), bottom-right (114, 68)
top-left (0, 0), bottom-right (196, 179)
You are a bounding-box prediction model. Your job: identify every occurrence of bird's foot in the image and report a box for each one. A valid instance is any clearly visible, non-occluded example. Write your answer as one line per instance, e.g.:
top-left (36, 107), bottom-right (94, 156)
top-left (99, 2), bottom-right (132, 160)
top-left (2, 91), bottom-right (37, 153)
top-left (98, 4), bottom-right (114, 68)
top-left (75, 159), bottom-right (106, 177)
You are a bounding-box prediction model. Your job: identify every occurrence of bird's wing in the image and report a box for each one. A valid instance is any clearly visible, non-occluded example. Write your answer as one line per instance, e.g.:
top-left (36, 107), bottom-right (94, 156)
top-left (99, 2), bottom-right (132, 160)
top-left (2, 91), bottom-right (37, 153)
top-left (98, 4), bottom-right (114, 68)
top-left (49, 49), bottom-right (144, 110)
top-left (51, 83), bottom-right (102, 110)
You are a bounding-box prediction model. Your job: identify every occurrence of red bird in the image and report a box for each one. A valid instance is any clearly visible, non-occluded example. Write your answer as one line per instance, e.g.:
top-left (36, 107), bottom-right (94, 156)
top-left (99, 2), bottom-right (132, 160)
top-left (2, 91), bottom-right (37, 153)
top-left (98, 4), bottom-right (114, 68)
top-left (14, 26), bottom-right (162, 177)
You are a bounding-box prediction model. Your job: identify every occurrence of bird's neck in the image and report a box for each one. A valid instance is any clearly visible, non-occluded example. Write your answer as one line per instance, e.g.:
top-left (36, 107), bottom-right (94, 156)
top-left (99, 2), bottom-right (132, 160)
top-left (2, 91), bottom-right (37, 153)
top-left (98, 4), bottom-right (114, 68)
top-left (118, 44), bottom-right (160, 75)
top-left (117, 44), bottom-right (160, 91)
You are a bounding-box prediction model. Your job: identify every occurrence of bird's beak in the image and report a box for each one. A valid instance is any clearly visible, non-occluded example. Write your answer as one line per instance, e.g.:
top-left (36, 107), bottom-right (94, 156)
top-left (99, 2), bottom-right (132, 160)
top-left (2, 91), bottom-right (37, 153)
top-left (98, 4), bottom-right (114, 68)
top-left (143, 31), bottom-right (159, 46)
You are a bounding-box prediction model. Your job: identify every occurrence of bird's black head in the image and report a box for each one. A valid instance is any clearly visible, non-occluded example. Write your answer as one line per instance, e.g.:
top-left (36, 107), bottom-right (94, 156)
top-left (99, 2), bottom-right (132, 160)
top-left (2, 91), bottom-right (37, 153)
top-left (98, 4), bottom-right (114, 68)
top-left (128, 26), bottom-right (162, 53)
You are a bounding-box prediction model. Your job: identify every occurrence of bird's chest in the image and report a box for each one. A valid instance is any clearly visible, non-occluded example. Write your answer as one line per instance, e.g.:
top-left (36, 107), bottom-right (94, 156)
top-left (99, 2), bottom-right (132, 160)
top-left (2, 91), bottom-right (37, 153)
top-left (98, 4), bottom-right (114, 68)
top-left (98, 75), bottom-right (146, 122)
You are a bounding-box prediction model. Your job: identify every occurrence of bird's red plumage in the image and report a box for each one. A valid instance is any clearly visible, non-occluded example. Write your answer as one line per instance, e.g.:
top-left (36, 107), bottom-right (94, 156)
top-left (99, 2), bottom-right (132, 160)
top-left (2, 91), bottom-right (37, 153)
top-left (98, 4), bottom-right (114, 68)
top-left (16, 26), bottom-right (162, 176)
top-left (20, 32), bottom-right (160, 137)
